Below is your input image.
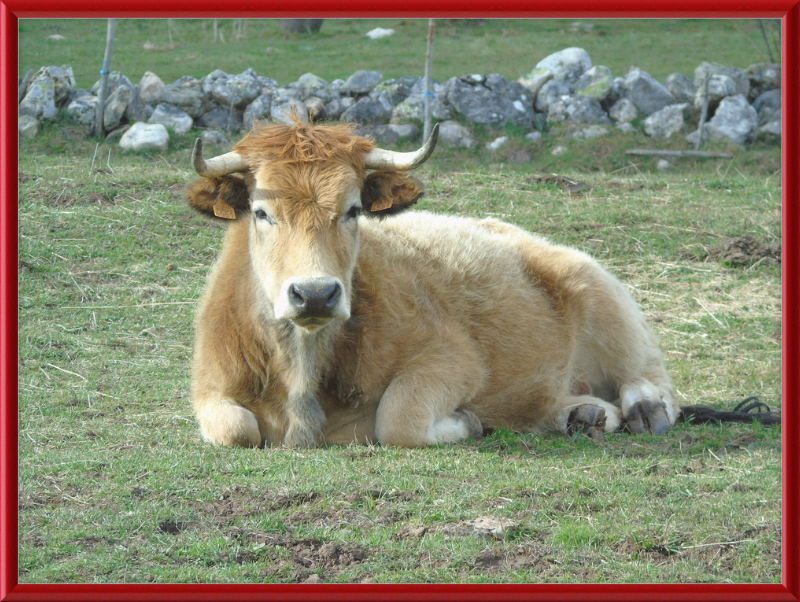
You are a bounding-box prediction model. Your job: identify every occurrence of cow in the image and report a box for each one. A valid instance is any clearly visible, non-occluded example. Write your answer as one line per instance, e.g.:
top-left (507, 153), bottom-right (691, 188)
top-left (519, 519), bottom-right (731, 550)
top-left (185, 117), bottom-right (680, 449)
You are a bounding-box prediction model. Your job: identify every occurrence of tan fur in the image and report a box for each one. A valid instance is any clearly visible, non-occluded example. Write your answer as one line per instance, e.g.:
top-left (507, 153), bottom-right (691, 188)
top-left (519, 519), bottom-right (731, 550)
top-left (189, 121), bottom-right (678, 448)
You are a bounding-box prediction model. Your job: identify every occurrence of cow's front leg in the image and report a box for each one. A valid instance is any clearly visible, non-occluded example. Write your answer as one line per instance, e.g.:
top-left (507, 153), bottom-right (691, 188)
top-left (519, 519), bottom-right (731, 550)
top-left (194, 396), bottom-right (262, 448)
top-left (284, 390), bottom-right (327, 448)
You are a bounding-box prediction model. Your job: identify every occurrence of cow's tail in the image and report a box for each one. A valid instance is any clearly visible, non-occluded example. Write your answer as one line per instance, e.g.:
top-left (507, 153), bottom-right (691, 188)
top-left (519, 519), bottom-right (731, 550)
top-left (679, 397), bottom-right (781, 426)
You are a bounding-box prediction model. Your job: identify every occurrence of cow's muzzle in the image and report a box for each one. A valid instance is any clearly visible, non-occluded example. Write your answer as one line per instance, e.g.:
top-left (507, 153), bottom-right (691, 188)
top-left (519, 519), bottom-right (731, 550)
top-left (275, 277), bottom-right (349, 329)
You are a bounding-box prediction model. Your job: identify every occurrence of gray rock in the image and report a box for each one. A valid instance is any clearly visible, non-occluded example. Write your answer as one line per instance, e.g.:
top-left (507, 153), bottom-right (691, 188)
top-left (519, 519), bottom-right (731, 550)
top-left (437, 120), bottom-right (475, 148)
top-left (643, 103), bottom-right (691, 139)
top-left (125, 89), bottom-right (154, 124)
top-left (525, 131), bottom-right (543, 143)
top-left (568, 124), bottom-right (610, 139)
top-left (576, 66), bottom-right (613, 101)
top-left (18, 115), bottom-right (40, 138)
top-left (665, 73), bottom-right (695, 104)
top-left (119, 122), bottom-right (169, 151)
top-left (390, 81), bottom-right (452, 123)
top-left (91, 71), bottom-right (133, 98)
top-left (304, 97), bottom-right (326, 120)
top-left (745, 62), bottom-right (780, 101)
top-left (608, 97), bottom-right (637, 123)
top-left (270, 99), bottom-right (309, 126)
top-left (19, 83), bottom-right (56, 121)
top-left (66, 95), bottom-right (98, 126)
top-left (203, 68), bottom-right (275, 110)
top-left (697, 94), bottom-right (758, 145)
top-left (324, 97), bottom-right (355, 120)
top-left (148, 103), bottom-right (193, 135)
top-left (517, 67), bottom-right (554, 97)
top-left (243, 93), bottom-right (272, 131)
top-left (535, 47), bottom-right (592, 86)
top-left (20, 66), bottom-right (77, 121)
top-left (548, 94), bottom-right (610, 125)
top-left (486, 136), bottom-right (508, 150)
top-left (621, 67), bottom-right (677, 116)
top-left (272, 86), bottom-right (302, 105)
top-left (374, 76), bottom-right (420, 106)
top-left (104, 84), bottom-right (134, 130)
top-left (345, 70), bottom-right (383, 95)
top-left (616, 122), bottom-right (638, 134)
top-left (759, 109), bottom-right (781, 138)
top-left (656, 159), bottom-right (671, 171)
top-left (200, 130), bottom-right (229, 146)
top-left (446, 74), bottom-right (534, 129)
top-left (753, 88), bottom-right (781, 111)
top-left (353, 124), bottom-right (420, 145)
top-left (341, 96), bottom-right (393, 125)
top-left (138, 71), bottom-right (165, 104)
top-left (693, 62), bottom-right (750, 111)
top-left (296, 73), bottom-right (330, 100)
top-left (535, 79), bottom-right (571, 113)
top-left (34, 65), bottom-right (76, 102)
top-left (196, 106), bottom-right (244, 131)
top-left (161, 77), bottom-right (208, 118)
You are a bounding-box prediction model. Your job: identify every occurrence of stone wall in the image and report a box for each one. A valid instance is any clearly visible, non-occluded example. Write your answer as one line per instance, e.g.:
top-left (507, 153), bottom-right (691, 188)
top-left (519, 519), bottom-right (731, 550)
top-left (18, 47), bottom-right (781, 152)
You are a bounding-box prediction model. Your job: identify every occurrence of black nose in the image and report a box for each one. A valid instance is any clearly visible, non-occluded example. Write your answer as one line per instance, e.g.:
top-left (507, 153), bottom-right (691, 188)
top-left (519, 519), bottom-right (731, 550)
top-left (288, 279), bottom-right (342, 317)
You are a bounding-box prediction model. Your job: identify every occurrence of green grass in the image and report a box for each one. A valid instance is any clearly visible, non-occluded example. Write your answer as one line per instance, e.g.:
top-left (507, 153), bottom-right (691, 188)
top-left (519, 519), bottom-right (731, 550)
top-left (17, 118), bottom-right (781, 584)
top-left (19, 18), bottom-right (778, 90)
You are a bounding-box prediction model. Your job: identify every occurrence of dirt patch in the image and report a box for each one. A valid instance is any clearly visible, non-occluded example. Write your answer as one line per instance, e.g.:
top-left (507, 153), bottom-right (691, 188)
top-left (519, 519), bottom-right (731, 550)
top-left (707, 235), bottom-right (781, 266)
top-left (474, 544), bottom-right (553, 573)
top-left (157, 519), bottom-right (189, 534)
top-left (199, 488), bottom-right (322, 521)
top-left (227, 528), bottom-right (370, 582)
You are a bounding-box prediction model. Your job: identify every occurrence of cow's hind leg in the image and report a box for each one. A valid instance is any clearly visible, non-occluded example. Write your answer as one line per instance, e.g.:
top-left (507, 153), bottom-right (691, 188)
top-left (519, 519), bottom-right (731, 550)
top-left (543, 395), bottom-right (624, 440)
top-left (375, 336), bottom-right (486, 448)
top-left (620, 377), bottom-right (673, 435)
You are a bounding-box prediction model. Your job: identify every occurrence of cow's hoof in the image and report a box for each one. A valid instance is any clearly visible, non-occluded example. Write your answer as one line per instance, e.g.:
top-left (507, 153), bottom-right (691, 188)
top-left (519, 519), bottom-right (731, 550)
top-left (456, 409), bottom-right (484, 439)
top-left (624, 400), bottom-right (671, 435)
top-left (284, 425), bottom-right (321, 448)
top-left (567, 404), bottom-right (606, 440)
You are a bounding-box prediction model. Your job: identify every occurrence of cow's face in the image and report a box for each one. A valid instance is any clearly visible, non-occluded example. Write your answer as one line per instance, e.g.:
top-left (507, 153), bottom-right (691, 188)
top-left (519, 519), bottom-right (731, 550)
top-left (186, 120), bottom-right (437, 333)
top-left (249, 161), bottom-right (363, 332)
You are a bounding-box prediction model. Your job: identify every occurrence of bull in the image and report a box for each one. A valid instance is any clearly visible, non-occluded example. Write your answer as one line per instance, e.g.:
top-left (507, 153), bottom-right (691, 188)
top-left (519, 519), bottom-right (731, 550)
top-left (185, 118), bottom-right (680, 448)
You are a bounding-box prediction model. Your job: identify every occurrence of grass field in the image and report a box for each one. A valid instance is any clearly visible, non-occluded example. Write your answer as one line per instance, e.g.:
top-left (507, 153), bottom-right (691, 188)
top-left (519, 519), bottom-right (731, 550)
top-left (16, 17), bottom-right (782, 586)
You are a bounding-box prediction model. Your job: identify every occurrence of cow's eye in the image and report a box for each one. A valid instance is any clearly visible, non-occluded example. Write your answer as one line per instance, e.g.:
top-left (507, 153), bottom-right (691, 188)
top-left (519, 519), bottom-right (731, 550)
top-left (254, 209), bottom-right (273, 224)
top-left (345, 205), bottom-right (362, 221)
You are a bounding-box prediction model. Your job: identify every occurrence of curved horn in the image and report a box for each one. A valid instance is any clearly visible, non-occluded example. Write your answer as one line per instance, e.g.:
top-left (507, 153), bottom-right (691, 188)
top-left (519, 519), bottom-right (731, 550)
top-left (363, 123), bottom-right (439, 171)
top-left (192, 138), bottom-right (249, 178)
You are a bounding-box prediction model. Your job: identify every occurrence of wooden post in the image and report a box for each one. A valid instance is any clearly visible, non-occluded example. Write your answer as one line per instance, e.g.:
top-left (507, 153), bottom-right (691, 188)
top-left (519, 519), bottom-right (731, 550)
top-left (423, 19), bottom-right (436, 142)
top-left (695, 71), bottom-right (710, 151)
top-left (94, 18), bottom-right (116, 139)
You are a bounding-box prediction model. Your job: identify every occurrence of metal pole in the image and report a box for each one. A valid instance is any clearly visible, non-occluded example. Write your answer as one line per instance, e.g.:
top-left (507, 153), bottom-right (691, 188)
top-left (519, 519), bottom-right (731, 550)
top-left (94, 18), bottom-right (116, 138)
top-left (423, 19), bottom-right (436, 142)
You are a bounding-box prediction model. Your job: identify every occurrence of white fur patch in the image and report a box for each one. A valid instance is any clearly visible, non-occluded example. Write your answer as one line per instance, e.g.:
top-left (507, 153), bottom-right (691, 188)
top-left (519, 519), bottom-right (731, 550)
top-left (426, 415), bottom-right (469, 444)
top-left (620, 379), bottom-right (662, 414)
top-left (556, 400), bottom-right (622, 433)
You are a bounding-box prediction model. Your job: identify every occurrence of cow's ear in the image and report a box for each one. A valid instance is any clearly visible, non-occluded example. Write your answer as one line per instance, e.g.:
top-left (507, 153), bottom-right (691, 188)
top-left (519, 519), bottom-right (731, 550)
top-left (361, 171), bottom-right (424, 218)
top-left (186, 174), bottom-right (251, 221)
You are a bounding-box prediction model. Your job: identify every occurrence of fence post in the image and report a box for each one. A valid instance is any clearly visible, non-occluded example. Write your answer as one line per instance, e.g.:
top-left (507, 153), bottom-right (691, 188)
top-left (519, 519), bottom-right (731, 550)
top-left (94, 18), bottom-right (116, 139)
top-left (423, 19), bottom-right (436, 142)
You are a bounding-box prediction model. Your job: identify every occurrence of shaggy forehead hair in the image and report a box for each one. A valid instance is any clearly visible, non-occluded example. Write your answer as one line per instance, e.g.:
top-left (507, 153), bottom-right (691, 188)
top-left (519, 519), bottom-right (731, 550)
top-left (234, 120), bottom-right (376, 177)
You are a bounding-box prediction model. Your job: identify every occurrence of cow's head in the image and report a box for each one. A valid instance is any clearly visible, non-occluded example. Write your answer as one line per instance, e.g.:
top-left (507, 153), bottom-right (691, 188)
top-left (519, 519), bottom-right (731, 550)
top-left (187, 120), bottom-right (438, 332)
